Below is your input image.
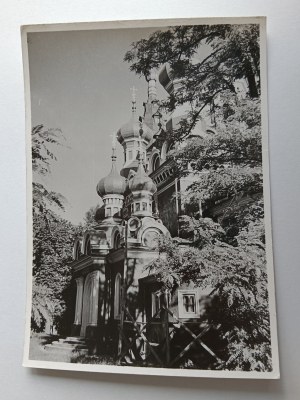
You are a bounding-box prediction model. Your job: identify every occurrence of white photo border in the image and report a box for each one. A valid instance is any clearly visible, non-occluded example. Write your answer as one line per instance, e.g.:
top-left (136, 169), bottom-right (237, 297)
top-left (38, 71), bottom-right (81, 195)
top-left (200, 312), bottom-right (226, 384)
top-left (21, 16), bottom-right (280, 379)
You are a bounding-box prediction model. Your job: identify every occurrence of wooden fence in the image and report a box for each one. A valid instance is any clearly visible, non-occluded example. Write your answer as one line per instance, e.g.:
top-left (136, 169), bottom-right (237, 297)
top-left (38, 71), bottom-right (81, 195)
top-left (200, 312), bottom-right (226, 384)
top-left (117, 305), bottom-right (226, 368)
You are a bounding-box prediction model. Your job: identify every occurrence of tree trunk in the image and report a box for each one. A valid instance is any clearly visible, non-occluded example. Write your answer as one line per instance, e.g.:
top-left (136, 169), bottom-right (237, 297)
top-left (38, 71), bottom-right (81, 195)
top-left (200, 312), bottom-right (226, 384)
top-left (244, 60), bottom-right (259, 98)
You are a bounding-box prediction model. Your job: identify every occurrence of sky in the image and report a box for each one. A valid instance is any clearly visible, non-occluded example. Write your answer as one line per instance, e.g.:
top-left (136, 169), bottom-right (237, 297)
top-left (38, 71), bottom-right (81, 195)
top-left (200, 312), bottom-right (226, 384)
top-left (28, 27), bottom-right (167, 224)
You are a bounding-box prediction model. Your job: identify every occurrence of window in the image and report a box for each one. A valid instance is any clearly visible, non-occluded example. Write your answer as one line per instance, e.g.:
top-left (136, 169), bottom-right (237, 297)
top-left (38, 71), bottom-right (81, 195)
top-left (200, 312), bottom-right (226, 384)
top-left (106, 207), bottom-right (111, 217)
top-left (85, 236), bottom-right (91, 256)
top-left (151, 290), bottom-right (170, 317)
top-left (142, 202), bottom-right (147, 211)
top-left (135, 202), bottom-right (140, 212)
top-left (114, 232), bottom-right (121, 249)
top-left (113, 207), bottom-right (119, 216)
top-left (128, 150), bottom-right (133, 160)
top-left (178, 290), bottom-right (198, 318)
top-left (114, 273), bottom-right (122, 319)
top-left (183, 294), bottom-right (195, 313)
top-left (74, 241), bottom-right (81, 260)
top-left (152, 154), bottom-right (160, 171)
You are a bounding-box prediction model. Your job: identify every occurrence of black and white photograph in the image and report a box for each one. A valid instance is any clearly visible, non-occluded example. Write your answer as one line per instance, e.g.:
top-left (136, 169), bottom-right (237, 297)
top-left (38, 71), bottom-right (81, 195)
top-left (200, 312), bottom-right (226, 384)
top-left (22, 18), bottom-right (279, 378)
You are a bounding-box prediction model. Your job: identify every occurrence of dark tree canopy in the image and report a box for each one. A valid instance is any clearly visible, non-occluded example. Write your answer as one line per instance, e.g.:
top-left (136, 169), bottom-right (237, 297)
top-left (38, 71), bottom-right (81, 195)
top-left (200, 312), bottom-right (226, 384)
top-left (125, 24), bottom-right (260, 140)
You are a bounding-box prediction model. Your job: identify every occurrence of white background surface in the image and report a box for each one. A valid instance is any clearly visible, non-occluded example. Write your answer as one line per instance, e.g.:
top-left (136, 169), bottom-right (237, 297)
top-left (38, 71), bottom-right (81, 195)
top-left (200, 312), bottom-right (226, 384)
top-left (0, 1), bottom-right (299, 399)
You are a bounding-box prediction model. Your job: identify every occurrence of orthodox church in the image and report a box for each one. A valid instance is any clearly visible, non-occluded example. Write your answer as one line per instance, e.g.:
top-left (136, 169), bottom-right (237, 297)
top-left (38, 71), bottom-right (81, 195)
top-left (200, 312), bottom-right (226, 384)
top-left (69, 68), bottom-right (213, 354)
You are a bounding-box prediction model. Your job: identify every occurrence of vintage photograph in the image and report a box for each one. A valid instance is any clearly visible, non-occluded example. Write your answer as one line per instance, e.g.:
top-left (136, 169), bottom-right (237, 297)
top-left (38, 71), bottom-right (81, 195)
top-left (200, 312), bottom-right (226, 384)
top-left (22, 18), bottom-right (279, 378)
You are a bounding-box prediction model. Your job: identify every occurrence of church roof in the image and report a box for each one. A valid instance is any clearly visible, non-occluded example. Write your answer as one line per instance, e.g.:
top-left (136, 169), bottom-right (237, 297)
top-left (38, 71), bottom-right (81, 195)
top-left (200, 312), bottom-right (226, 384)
top-left (117, 110), bottom-right (153, 145)
top-left (129, 160), bottom-right (157, 194)
top-left (96, 155), bottom-right (126, 198)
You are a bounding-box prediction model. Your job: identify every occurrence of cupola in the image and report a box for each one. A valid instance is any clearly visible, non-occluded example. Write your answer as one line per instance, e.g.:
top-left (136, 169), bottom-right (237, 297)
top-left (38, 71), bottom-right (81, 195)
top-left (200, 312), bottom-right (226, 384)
top-left (96, 136), bottom-right (126, 222)
top-left (96, 159), bottom-right (126, 198)
top-left (129, 162), bottom-right (157, 194)
top-left (116, 87), bottom-right (154, 178)
top-left (127, 146), bottom-right (157, 218)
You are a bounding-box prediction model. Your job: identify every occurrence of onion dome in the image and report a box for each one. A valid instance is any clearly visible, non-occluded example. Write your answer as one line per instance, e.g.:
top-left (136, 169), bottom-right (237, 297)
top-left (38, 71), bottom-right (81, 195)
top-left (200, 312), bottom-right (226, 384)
top-left (129, 160), bottom-right (157, 194)
top-left (117, 87), bottom-right (153, 145)
top-left (117, 115), bottom-right (153, 145)
top-left (96, 151), bottom-right (126, 198)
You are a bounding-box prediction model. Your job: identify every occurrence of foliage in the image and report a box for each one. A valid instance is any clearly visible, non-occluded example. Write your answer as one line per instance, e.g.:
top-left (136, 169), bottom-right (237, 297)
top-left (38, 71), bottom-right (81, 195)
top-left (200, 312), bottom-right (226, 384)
top-left (175, 92), bottom-right (262, 217)
top-left (32, 125), bottom-right (67, 222)
top-left (149, 212), bottom-right (271, 371)
top-left (125, 24), bottom-right (260, 141)
top-left (126, 24), bottom-right (263, 228)
top-left (31, 279), bottom-right (57, 332)
top-left (32, 124), bottom-right (65, 176)
top-left (32, 213), bottom-right (79, 331)
top-left (83, 204), bottom-right (102, 228)
top-left (31, 124), bottom-right (77, 332)
top-left (126, 24), bottom-right (270, 371)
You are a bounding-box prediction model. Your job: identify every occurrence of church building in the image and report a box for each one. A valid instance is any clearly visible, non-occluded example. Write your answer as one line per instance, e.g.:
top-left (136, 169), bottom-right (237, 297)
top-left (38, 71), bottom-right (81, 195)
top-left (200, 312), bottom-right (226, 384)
top-left (69, 68), bottom-right (213, 355)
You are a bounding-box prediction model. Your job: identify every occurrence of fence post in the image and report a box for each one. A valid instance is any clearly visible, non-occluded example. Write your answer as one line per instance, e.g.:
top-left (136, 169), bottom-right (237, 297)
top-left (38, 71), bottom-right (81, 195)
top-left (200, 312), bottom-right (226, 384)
top-left (163, 290), bottom-right (170, 366)
top-left (118, 221), bottom-right (128, 359)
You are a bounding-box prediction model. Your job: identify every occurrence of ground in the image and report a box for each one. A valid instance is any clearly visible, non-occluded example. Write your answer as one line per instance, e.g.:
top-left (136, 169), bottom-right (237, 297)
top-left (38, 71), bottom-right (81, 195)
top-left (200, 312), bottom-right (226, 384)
top-left (28, 333), bottom-right (114, 365)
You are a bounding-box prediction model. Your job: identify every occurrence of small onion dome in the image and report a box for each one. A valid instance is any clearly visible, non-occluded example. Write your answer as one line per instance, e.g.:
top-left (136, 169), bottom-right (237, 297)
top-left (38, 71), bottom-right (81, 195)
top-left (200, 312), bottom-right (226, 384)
top-left (117, 116), bottom-right (153, 145)
top-left (96, 160), bottom-right (126, 197)
top-left (129, 162), bottom-right (157, 194)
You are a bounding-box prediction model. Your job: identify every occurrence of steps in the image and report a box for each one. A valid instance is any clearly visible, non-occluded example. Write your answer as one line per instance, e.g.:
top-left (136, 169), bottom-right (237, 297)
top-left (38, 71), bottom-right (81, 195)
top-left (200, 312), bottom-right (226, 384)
top-left (44, 336), bottom-right (88, 356)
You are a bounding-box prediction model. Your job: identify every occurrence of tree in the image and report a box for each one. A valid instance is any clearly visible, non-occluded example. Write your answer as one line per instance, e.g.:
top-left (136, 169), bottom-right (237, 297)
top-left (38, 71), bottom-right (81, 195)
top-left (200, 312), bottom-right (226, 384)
top-left (125, 24), bottom-right (260, 140)
top-left (31, 125), bottom-right (77, 332)
top-left (32, 212), bottom-right (79, 332)
top-left (32, 124), bottom-right (66, 222)
top-left (126, 25), bottom-right (270, 371)
top-left (149, 213), bottom-right (270, 371)
top-left (125, 24), bottom-right (262, 236)
top-left (83, 204), bottom-right (102, 228)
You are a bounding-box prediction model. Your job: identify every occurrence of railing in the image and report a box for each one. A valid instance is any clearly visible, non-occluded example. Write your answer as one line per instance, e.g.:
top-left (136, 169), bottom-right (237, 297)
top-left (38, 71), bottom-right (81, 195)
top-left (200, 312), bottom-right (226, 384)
top-left (117, 305), bottom-right (225, 368)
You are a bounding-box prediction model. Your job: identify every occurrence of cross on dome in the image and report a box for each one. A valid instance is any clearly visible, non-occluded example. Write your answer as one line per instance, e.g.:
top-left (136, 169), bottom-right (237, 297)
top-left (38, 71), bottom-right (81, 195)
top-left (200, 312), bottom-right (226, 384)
top-left (130, 86), bottom-right (138, 113)
top-left (110, 132), bottom-right (117, 150)
top-left (138, 130), bottom-right (143, 163)
top-left (130, 86), bottom-right (138, 102)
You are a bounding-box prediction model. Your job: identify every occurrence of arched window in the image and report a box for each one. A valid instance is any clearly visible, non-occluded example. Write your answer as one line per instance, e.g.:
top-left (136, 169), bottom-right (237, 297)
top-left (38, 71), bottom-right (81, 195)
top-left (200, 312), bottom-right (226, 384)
top-left (73, 239), bottom-right (81, 260)
top-left (152, 153), bottom-right (160, 171)
top-left (114, 273), bottom-right (122, 319)
top-left (80, 271), bottom-right (100, 336)
top-left (75, 242), bottom-right (81, 260)
top-left (151, 289), bottom-right (171, 317)
top-left (161, 141), bottom-right (169, 161)
top-left (85, 235), bottom-right (91, 255)
top-left (114, 232), bottom-right (121, 249)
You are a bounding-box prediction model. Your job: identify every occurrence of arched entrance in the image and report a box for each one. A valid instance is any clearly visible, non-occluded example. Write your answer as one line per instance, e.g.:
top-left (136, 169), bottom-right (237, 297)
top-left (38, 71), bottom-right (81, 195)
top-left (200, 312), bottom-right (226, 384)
top-left (80, 271), bottom-right (100, 337)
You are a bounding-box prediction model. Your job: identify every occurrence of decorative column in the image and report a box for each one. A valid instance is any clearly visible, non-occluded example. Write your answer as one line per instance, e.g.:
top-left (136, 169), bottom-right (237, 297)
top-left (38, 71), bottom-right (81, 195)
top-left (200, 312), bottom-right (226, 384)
top-left (88, 270), bottom-right (100, 326)
top-left (74, 276), bottom-right (84, 325)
